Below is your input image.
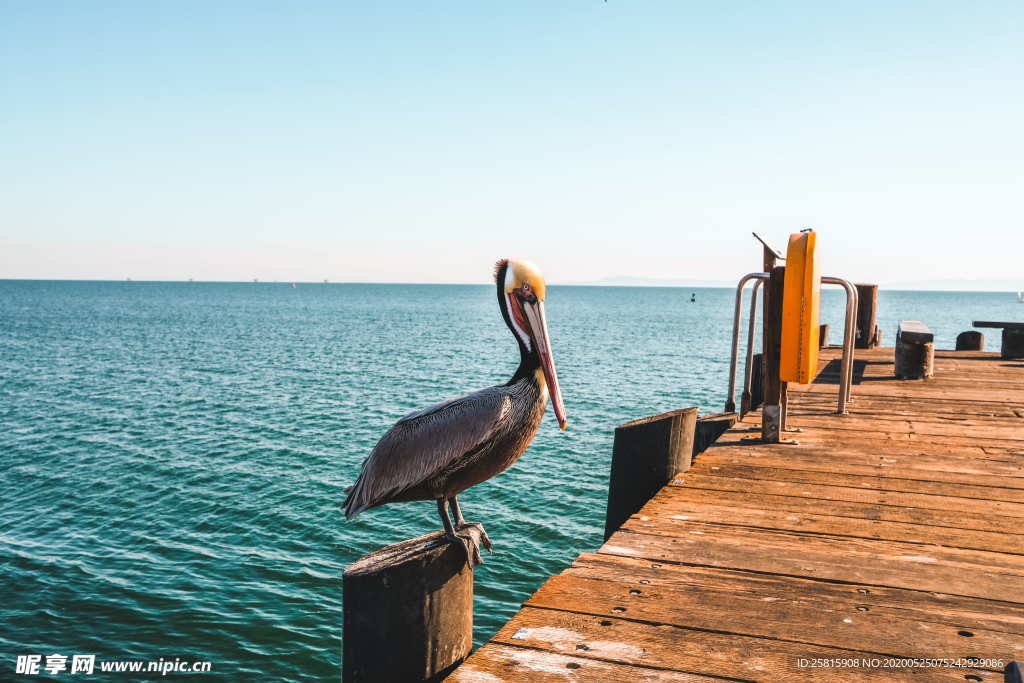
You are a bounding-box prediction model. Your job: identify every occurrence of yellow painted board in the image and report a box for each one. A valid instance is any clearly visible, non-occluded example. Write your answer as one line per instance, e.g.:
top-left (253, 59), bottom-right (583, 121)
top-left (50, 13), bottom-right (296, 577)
top-left (780, 231), bottom-right (821, 384)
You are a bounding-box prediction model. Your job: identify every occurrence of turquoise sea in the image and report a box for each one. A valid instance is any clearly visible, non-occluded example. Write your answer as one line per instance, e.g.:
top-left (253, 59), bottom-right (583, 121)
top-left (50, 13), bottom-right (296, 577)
top-left (1, 280), bottom-right (1019, 680)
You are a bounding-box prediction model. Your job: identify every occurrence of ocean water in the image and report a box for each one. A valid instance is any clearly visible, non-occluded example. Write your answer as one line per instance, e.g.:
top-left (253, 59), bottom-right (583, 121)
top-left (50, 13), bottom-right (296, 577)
top-left (1, 280), bottom-right (1019, 680)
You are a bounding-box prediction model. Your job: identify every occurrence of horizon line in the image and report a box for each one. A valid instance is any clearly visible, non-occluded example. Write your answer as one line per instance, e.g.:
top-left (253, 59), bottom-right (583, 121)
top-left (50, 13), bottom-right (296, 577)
top-left (0, 277), bottom-right (1019, 294)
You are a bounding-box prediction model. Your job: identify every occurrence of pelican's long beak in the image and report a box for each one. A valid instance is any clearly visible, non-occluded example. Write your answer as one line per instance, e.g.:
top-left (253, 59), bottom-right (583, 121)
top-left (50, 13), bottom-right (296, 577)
top-left (522, 300), bottom-right (568, 430)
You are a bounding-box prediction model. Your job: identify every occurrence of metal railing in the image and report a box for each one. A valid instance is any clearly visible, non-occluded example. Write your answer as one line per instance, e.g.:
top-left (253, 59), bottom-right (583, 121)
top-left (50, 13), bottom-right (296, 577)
top-left (724, 273), bottom-right (769, 414)
top-left (821, 276), bottom-right (859, 412)
top-left (725, 274), bottom-right (859, 416)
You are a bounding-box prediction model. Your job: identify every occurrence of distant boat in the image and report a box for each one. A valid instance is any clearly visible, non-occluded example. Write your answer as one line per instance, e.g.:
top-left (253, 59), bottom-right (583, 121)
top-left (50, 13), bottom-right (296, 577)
top-left (126, 277), bottom-right (132, 281)
top-left (1018, 290), bottom-right (1023, 303)
top-left (253, 278), bottom-right (259, 283)
top-left (291, 282), bottom-right (297, 288)
top-left (690, 293), bottom-right (696, 303)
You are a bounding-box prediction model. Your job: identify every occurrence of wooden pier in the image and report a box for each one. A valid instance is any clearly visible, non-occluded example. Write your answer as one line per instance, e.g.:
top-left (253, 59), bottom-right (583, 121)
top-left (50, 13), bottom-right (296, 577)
top-left (451, 346), bottom-right (1024, 681)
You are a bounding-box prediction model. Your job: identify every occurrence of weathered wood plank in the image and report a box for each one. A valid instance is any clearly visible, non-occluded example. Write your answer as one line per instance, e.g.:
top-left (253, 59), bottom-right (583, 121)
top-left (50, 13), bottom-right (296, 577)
top-left (670, 473), bottom-right (1024, 518)
top-left (568, 553), bottom-right (1024, 635)
top-left (737, 415), bottom-right (1024, 445)
top-left (689, 462), bottom-right (1024, 502)
top-left (789, 388), bottom-right (1020, 409)
top-left (795, 382), bottom-right (1024, 405)
top-left (523, 574), bottom-right (1024, 666)
top-left (974, 321), bottom-right (1024, 330)
top-left (692, 452), bottom-right (1024, 490)
top-left (698, 444), bottom-right (1024, 483)
top-left (786, 402), bottom-right (1023, 424)
top-left (626, 496), bottom-right (1024, 555)
top-left (616, 516), bottom-right (1024, 575)
top-left (450, 643), bottom-right (717, 682)
top-left (788, 410), bottom-right (1024, 427)
top-left (709, 430), bottom-right (1005, 458)
top-left (814, 356), bottom-right (1020, 379)
top-left (599, 529), bottom-right (1024, 602)
top-left (787, 393), bottom-right (1018, 418)
top-left (651, 485), bottom-right (1024, 535)
top-left (482, 607), bottom-right (997, 681)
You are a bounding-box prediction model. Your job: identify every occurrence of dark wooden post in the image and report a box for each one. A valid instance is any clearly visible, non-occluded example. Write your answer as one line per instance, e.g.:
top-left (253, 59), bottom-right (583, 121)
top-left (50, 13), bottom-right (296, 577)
top-left (895, 341), bottom-right (933, 379)
top-left (894, 321), bottom-right (934, 379)
top-left (819, 323), bottom-right (829, 348)
top-left (693, 412), bottom-right (738, 455)
top-left (1003, 329), bottom-right (1024, 359)
top-left (604, 407), bottom-right (697, 540)
top-left (855, 283), bottom-right (881, 349)
top-left (761, 266), bottom-right (785, 442)
top-left (343, 528), bottom-right (484, 682)
top-left (741, 353), bottom-right (764, 417)
top-left (955, 331), bottom-right (984, 351)
top-left (971, 322), bottom-right (1024, 359)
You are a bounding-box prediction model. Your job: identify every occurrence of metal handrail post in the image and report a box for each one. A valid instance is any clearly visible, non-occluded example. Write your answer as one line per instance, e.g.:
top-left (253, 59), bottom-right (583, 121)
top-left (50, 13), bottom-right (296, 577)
top-left (821, 276), bottom-right (858, 414)
top-left (725, 273), bottom-right (769, 413)
top-left (846, 285), bottom-right (859, 404)
top-left (739, 279), bottom-right (763, 416)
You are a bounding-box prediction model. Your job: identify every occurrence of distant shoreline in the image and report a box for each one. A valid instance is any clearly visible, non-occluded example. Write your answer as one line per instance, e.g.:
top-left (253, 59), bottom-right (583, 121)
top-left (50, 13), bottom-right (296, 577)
top-left (0, 278), bottom-right (1018, 293)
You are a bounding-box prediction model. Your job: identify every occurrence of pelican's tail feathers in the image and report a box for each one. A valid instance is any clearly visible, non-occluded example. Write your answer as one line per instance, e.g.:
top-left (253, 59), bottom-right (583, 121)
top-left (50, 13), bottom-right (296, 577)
top-left (340, 486), bottom-right (356, 519)
top-left (340, 476), bottom-right (371, 520)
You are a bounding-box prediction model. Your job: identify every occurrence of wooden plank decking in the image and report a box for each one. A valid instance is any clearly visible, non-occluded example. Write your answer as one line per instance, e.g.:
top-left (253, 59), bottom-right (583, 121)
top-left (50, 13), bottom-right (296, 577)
top-left (452, 347), bottom-right (1024, 681)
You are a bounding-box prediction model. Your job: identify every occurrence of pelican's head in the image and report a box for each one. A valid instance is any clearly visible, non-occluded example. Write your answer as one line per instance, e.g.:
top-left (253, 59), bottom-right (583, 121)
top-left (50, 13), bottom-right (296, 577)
top-left (494, 259), bottom-right (567, 430)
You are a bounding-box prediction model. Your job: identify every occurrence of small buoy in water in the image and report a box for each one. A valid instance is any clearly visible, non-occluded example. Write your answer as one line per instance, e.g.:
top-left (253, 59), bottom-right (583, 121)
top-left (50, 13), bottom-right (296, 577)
top-left (690, 293), bottom-right (696, 303)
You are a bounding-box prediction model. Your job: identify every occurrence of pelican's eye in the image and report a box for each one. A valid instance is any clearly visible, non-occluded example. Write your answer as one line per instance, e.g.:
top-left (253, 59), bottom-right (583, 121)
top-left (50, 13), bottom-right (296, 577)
top-left (517, 282), bottom-right (537, 303)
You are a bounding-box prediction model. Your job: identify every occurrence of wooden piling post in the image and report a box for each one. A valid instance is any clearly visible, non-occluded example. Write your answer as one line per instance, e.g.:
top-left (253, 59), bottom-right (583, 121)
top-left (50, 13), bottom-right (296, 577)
top-left (740, 352), bottom-right (764, 417)
top-left (971, 322), bottom-right (1024, 359)
top-left (693, 412), bottom-right (738, 455)
top-left (1003, 329), bottom-right (1024, 359)
top-left (854, 283), bottom-right (881, 349)
top-left (895, 340), bottom-right (933, 379)
top-left (894, 321), bottom-right (934, 379)
top-left (761, 266), bottom-right (785, 442)
top-left (604, 407), bottom-right (697, 540)
top-left (819, 323), bottom-right (829, 348)
top-left (955, 331), bottom-right (984, 351)
top-left (343, 529), bottom-right (484, 682)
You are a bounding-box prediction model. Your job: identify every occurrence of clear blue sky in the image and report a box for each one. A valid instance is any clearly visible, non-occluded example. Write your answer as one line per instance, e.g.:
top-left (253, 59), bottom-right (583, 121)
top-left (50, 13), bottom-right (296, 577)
top-left (2, 1), bottom-right (1021, 285)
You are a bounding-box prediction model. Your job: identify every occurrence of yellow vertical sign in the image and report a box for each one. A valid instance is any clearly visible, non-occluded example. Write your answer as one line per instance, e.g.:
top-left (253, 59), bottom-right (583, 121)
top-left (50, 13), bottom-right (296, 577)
top-left (780, 231), bottom-right (820, 384)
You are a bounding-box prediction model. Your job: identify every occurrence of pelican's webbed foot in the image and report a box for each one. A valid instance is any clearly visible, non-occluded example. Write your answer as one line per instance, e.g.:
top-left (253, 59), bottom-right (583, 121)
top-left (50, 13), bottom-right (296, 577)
top-left (457, 521), bottom-right (492, 552)
top-left (446, 525), bottom-right (487, 567)
top-left (438, 497), bottom-right (491, 568)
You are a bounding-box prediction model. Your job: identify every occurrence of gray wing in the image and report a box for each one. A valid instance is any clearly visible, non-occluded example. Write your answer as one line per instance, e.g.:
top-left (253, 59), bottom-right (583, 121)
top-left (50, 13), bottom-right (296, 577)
top-left (342, 386), bottom-right (511, 519)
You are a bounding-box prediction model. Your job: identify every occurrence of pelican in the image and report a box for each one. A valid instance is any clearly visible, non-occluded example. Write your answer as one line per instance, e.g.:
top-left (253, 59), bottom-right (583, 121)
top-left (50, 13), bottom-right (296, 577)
top-left (342, 259), bottom-right (568, 565)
